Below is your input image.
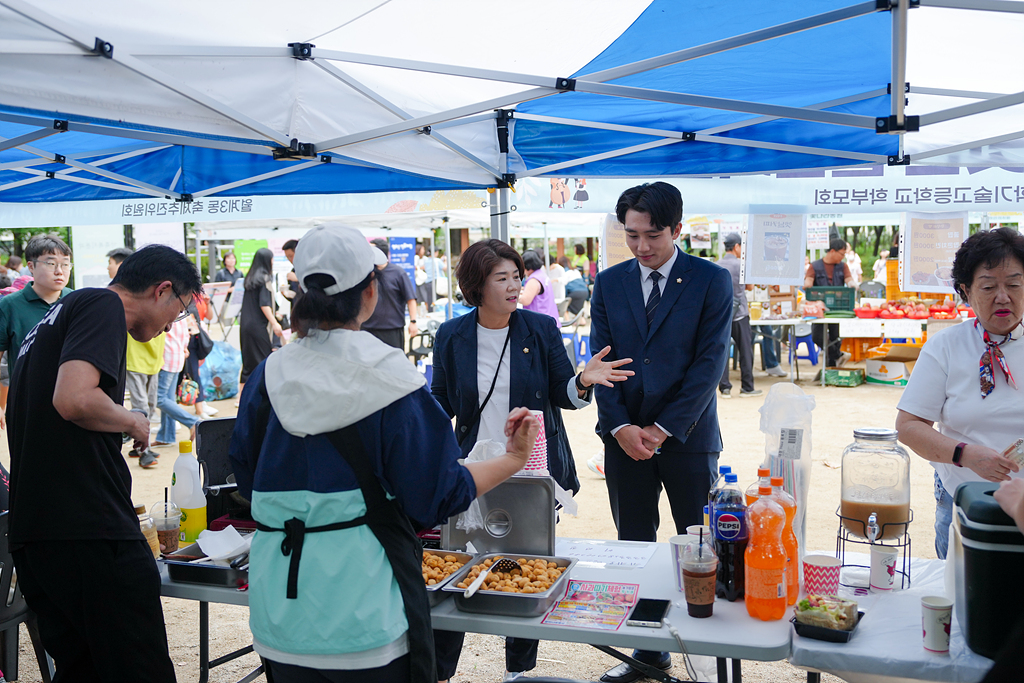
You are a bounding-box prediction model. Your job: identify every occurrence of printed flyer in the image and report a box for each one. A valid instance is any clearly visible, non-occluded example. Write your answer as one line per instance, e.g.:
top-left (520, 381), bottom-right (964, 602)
top-left (542, 581), bottom-right (640, 631)
top-left (899, 211), bottom-right (967, 295)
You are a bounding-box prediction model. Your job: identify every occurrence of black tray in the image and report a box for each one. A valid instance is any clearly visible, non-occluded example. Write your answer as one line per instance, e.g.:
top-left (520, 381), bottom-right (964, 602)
top-left (791, 611), bottom-right (864, 643)
top-left (161, 542), bottom-right (248, 588)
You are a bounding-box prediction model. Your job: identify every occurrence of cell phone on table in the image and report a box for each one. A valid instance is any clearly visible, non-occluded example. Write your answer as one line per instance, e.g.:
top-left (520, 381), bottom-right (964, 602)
top-left (626, 598), bottom-right (671, 628)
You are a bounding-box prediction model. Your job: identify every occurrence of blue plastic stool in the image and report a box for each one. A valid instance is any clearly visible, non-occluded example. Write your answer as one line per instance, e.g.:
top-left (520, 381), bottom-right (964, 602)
top-left (789, 334), bottom-right (819, 366)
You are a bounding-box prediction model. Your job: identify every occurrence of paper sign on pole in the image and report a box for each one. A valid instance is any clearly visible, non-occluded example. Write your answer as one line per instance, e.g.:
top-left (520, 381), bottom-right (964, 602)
top-left (686, 215), bottom-right (712, 250)
top-left (601, 213), bottom-right (633, 270)
top-left (71, 224), bottom-right (124, 289)
top-left (899, 212), bottom-right (967, 295)
top-left (133, 222), bottom-right (185, 253)
top-left (742, 213), bottom-right (807, 286)
top-left (807, 215), bottom-right (833, 250)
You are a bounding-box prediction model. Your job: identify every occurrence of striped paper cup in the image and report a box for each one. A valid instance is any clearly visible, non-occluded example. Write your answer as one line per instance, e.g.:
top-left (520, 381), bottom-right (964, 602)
top-left (524, 409), bottom-right (548, 471)
top-left (803, 555), bottom-right (841, 595)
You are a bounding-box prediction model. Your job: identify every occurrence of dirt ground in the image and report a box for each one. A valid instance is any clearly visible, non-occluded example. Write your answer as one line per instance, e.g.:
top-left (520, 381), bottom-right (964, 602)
top-left (0, 328), bottom-right (933, 683)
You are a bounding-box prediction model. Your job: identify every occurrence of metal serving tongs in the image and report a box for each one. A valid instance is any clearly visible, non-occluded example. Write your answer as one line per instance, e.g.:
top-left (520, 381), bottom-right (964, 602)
top-left (463, 557), bottom-right (523, 598)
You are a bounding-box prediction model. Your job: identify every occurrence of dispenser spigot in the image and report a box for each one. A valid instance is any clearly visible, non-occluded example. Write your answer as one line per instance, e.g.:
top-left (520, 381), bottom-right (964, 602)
top-left (867, 512), bottom-right (879, 544)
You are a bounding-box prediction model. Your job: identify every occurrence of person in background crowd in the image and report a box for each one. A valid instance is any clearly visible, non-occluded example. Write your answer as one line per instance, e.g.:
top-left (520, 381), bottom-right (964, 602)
top-left (590, 182), bottom-right (732, 683)
top-left (215, 250), bottom-right (244, 287)
top-left (435, 248), bottom-right (447, 272)
top-left (571, 243), bottom-right (590, 283)
top-left (518, 250), bottom-right (560, 327)
top-left (0, 235), bottom-right (74, 430)
top-left (804, 238), bottom-right (853, 369)
top-left (547, 256), bottom-right (567, 305)
top-left (108, 247), bottom-right (164, 467)
top-left (717, 233), bottom-right (762, 399)
top-left (281, 239), bottom-right (300, 301)
top-left (5, 256), bottom-right (26, 277)
top-left (185, 302), bottom-right (217, 419)
top-left (873, 249), bottom-right (890, 282)
top-left (151, 316), bottom-right (199, 454)
top-left (229, 225), bottom-right (541, 683)
top-left (362, 238), bottom-right (418, 351)
top-left (239, 248), bottom-right (283, 398)
top-left (431, 238), bottom-right (631, 682)
top-left (896, 227), bottom-right (1024, 559)
top-left (7, 244), bottom-right (201, 683)
top-left (560, 256), bottom-right (589, 317)
top-left (415, 243), bottom-right (438, 312)
top-left (845, 241), bottom-right (863, 287)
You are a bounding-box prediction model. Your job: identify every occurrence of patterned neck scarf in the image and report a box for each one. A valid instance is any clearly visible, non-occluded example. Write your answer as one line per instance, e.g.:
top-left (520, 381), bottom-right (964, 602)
top-left (976, 319), bottom-right (1020, 398)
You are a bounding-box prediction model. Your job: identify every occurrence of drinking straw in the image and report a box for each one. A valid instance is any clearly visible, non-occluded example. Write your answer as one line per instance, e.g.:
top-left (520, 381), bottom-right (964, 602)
top-left (699, 528), bottom-right (703, 560)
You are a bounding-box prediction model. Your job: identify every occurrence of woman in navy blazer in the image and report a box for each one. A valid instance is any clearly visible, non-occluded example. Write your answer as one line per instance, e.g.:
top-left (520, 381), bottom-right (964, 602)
top-left (430, 240), bottom-right (631, 681)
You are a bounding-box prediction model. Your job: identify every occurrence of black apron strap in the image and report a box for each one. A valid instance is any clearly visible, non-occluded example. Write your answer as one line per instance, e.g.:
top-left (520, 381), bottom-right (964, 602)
top-left (324, 427), bottom-right (435, 683)
top-left (255, 516), bottom-right (368, 600)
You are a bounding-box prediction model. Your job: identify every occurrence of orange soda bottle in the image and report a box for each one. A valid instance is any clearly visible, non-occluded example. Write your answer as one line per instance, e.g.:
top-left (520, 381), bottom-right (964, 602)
top-left (745, 467), bottom-right (771, 506)
top-left (768, 476), bottom-right (799, 605)
top-left (744, 485), bottom-right (787, 621)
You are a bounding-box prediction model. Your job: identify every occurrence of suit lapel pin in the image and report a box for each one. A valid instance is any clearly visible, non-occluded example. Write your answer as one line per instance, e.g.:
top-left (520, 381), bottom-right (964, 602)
top-left (676, 278), bottom-right (682, 284)
top-left (523, 347), bottom-right (530, 354)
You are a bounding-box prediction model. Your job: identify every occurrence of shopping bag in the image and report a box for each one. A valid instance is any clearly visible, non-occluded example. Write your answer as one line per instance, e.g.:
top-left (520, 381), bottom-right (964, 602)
top-left (198, 340), bottom-right (243, 401)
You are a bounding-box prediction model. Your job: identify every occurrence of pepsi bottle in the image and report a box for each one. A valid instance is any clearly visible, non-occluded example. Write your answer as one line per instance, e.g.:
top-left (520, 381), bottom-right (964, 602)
top-left (713, 473), bottom-right (748, 601)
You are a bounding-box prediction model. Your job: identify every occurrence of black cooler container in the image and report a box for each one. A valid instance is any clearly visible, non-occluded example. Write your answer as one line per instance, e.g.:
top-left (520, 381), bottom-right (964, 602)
top-left (952, 482), bottom-right (1024, 658)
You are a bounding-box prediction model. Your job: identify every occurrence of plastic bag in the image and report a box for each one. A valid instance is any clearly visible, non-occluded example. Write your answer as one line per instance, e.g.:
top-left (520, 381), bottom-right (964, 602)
top-left (758, 383), bottom-right (816, 557)
top-left (198, 340), bottom-right (242, 401)
top-left (456, 440), bottom-right (507, 532)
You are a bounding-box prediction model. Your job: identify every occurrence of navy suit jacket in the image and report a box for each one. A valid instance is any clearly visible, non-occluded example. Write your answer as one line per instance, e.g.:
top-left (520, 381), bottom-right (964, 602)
top-left (590, 247), bottom-right (733, 454)
top-left (431, 308), bottom-right (582, 494)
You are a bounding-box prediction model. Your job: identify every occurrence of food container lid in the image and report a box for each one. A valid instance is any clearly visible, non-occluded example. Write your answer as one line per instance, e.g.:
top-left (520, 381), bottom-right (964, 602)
top-left (681, 540), bottom-right (717, 570)
top-left (134, 504), bottom-right (147, 516)
top-left (953, 482), bottom-right (1022, 546)
top-left (852, 428), bottom-right (898, 441)
top-left (151, 501), bottom-right (182, 517)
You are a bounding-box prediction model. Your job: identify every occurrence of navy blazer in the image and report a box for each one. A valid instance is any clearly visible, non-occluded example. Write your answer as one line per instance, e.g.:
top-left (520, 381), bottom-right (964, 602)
top-left (431, 308), bottom-right (582, 494)
top-left (590, 247), bottom-right (733, 454)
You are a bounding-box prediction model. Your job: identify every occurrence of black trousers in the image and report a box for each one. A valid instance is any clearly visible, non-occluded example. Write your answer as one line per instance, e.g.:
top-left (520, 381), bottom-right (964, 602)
top-left (719, 316), bottom-right (755, 393)
top-left (566, 288), bottom-right (588, 315)
top-left (812, 322), bottom-right (842, 366)
top-left (267, 655), bottom-right (409, 683)
top-left (433, 630), bottom-right (537, 679)
top-left (363, 327), bottom-right (405, 351)
top-left (604, 436), bottom-right (718, 542)
top-left (12, 539), bottom-right (176, 683)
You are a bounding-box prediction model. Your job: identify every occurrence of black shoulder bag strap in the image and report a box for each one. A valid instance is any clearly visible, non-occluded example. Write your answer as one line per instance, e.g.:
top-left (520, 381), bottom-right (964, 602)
top-left (251, 376), bottom-right (435, 683)
top-left (456, 314), bottom-right (513, 446)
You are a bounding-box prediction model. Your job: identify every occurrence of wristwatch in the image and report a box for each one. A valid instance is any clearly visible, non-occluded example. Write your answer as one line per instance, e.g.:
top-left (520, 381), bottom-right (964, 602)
top-left (409, 319), bottom-right (417, 324)
top-left (952, 442), bottom-right (967, 468)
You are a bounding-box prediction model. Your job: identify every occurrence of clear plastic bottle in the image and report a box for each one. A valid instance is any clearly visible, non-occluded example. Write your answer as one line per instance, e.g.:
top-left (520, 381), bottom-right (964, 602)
top-left (745, 467), bottom-right (771, 506)
top-left (768, 476), bottom-right (799, 605)
top-left (712, 473), bottom-right (747, 601)
top-left (745, 485), bottom-right (787, 621)
top-left (135, 504), bottom-right (160, 559)
top-left (171, 440), bottom-right (207, 544)
top-left (708, 465), bottom-right (732, 513)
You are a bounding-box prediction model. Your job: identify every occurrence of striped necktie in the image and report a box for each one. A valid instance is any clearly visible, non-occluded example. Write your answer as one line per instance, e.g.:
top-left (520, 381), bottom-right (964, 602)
top-left (646, 271), bottom-right (662, 327)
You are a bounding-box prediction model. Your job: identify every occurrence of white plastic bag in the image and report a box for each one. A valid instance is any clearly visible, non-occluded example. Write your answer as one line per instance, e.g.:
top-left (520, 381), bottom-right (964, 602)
top-left (758, 383), bottom-right (816, 557)
top-left (456, 440), bottom-right (507, 532)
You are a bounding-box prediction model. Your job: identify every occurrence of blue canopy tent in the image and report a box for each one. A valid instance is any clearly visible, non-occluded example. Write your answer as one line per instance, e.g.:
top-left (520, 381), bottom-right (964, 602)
top-left (2, 0), bottom-right (1022, 233)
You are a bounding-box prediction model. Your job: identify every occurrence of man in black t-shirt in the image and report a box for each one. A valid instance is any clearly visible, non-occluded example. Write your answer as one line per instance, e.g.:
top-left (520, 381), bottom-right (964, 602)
top-left (7, 245), bottom-right (203, 682)
top-left (362, 238), bottom-right (419, 350)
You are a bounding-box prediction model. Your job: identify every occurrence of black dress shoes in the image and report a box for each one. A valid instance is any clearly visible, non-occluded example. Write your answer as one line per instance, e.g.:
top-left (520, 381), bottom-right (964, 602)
top-left (599, 654), bottom-right (672, 683)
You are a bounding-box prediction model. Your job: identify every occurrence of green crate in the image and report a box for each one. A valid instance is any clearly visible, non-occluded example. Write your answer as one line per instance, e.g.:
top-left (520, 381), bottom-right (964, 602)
top-left (805, 286), bottom-right (856, 312)
top-left (823, 368), bottom-right (865, 387)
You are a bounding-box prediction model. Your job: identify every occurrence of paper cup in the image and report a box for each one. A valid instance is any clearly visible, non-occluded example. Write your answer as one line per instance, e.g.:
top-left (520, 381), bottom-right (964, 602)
top-left (686, 525), bottom-right (711, 539)
top-left (669, 535), bottom-right (691, 591)
top-left (870, 545), bottom-right (899, 591)
top-left (922, 596), bottom-right (953, 653)
top-left (524, 410), bottom-right (548, 471)
top-left (803, 555), bottom-right (841, 595)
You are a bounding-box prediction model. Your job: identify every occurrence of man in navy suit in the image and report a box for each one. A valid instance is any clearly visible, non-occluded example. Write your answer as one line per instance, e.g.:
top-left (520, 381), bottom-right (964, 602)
top-left (590, 182), bottom-right (733, 683)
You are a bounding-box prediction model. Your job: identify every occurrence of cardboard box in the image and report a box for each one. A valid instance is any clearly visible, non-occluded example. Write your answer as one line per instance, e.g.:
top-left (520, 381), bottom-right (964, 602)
top-left (824, 368), bottom-right (865, 387)
top-left (865, 345), bottom-right (920, 386)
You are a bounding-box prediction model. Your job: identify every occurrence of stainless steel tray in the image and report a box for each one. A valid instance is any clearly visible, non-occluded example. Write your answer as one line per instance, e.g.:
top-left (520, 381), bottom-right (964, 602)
top-left (442, 476), bottom-right (555, 556)
top-left (441, 552), bottom-right (577, 617)
top-left (161, 542), bottom-right (248, 588)
top-left (423, 549), bottom-right (475, 607)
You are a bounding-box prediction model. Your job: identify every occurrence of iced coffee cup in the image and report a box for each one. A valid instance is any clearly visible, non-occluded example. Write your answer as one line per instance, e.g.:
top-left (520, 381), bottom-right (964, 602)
top-left (682, 538), bottom-right (718, 618)
top-left (151, 501), bottom-right (182, 554)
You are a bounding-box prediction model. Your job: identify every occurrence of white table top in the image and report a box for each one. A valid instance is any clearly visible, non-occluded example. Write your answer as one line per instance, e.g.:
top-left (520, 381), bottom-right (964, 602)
top-left (788, 554), bottom-right (993, 683)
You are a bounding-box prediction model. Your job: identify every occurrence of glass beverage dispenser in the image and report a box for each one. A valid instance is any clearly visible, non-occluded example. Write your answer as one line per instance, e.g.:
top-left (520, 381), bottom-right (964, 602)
top-left (840, 428), bottom-right (911, 541)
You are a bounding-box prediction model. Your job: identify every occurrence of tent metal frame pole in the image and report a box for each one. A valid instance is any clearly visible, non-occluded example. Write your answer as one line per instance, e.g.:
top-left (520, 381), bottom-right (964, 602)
top-left (918, 89), bottom-right (1024, 126)
top-left (498, 188), bottom-right (511, 244)
top-left (316, 87), bottom-right (554, 151)
top-left (311, 60), bottom-right (501, 177)
top-left (512, 113), bottom-right (685, 139)
top-left (0, 0), bottom-right (291, 147)
top-left (190, 160), bottom-right (322, 198)
top-left (918, 0), bottom-right (1024, 12)
top-left (572, 81), bottom-right (878, 129)
top-left (0, 142), bottom-right (171, 173)
top-left (697, 89), bottom-right (888, 135)
top-left (0, 128), bottom-right (60, 153)
top-left (0, 144), bottom-right (174, 197)
top-left (892, 0), bottom-right (909, 129)
top-left (911, 129), bottom-right (1024, 160)
top-left (582, 1), bottom-right (881, 83)
top-left (517, 138), bottom-right (681, 178)
top-left (692, 134), bottom-right (888, 163)
top-left (0, 167), bottom-right (162, 196)
top-left (19, 143), bottom-right (183, 199)
top-left (909, 86), bottom-right (1007, 99)
top-left (445, 220), bottom-right (453, 321)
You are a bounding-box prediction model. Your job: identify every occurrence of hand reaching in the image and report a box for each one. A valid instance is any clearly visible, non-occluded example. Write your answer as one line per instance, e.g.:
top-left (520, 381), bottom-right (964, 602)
top-left (580, 346), bottom-right (633, 388)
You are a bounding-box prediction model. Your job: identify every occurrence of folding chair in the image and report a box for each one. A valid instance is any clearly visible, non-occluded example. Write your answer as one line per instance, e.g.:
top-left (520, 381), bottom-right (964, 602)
top-left (0, 512), bottom-right (53, 683)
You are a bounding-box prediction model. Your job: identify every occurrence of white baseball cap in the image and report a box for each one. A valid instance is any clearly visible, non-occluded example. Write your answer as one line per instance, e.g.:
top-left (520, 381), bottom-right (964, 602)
top-left (293, 225), bottom-right (386, 295)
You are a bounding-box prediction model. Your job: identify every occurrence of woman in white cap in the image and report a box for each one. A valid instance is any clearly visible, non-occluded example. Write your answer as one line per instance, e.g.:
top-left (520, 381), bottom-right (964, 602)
top-left (229, 225), bottom-right (539, 683)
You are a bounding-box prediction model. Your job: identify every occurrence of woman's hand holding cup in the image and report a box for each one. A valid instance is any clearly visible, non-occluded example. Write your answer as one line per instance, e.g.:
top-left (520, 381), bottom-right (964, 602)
top-left (505, 407), bottom-right (540, 467)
